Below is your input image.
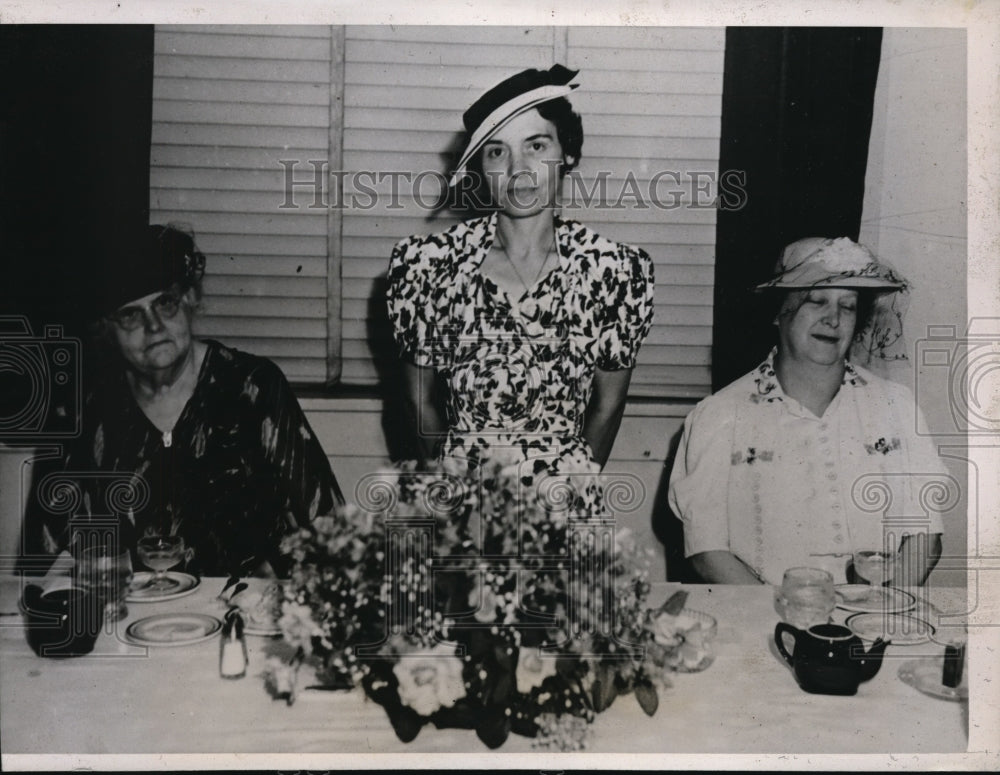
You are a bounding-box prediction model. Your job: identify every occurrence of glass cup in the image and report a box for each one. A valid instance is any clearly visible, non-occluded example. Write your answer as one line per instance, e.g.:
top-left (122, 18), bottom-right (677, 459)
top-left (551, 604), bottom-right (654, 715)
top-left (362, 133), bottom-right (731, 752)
top-left (852, 548), bottom-right (899, 603)
top-left (931, 626), bottom-right (968, 690)
top-left (137, 535), bottom-right (187, 591)
top-left (76, 545), bottom-right (133, 623)
top-left (774, 567), bottom-right (835, 629)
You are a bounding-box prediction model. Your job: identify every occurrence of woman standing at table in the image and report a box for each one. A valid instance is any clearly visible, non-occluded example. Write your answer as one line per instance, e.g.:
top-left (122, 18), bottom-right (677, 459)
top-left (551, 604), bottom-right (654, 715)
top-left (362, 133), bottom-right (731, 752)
top-left (668, 237), bottom-right (945, 586)
top-left (28, 224), bottom-right (343, 577)
top-left (386, 65), bottom-right (654, 484)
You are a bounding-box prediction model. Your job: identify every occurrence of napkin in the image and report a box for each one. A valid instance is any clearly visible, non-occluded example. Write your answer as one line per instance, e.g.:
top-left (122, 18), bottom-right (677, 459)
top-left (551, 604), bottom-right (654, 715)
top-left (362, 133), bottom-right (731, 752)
top-left (38, 551), bottom-right (76, 595)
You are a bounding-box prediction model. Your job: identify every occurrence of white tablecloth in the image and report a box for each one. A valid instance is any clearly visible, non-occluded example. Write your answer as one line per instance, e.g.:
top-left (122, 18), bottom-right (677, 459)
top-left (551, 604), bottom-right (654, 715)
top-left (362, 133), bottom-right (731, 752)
top-left (0, 576), bottom-right (970, 758)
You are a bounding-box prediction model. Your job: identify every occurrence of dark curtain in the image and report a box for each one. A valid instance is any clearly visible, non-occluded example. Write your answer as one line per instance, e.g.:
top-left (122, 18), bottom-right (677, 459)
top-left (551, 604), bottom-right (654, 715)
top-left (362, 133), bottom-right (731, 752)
top-left (0, 25), bottom-right (154, 341)
top-left (711, 27), bottom-right (883, 390)
top-left (2, 27), bottom-right (153, 565)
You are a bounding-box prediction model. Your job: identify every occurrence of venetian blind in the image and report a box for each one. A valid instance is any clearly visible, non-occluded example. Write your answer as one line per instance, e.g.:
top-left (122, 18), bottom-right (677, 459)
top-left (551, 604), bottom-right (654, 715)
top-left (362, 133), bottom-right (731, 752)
top-left (341, 26), bottom-right (723, 397)
top-left (149, 25), bottom-right (337, 382)
top-left (149, 25), bottom-right (723, 397)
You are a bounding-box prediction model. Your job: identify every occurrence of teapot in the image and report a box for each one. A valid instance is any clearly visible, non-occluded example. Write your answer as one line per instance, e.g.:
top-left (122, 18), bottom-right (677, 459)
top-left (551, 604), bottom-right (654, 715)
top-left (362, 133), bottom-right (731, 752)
top-left (774, 622), bottom-right (889, 695)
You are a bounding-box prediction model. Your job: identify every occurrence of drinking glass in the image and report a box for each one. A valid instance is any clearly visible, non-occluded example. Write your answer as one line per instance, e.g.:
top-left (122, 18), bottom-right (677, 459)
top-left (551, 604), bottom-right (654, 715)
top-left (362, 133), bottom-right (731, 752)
top-left (137, 536), bottom-right (186, 591)
top-left (853, 548), bottom-right (899, 603)
top-left (77, 545), bottom-right (133, 623)
top-left (774, 567), bottom-right (835, 629)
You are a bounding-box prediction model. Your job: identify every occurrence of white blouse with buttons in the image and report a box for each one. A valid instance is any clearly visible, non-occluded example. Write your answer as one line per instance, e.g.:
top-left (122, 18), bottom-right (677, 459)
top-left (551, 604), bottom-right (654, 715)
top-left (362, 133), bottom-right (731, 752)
top-left (669, 349), bottom-right (947, 585)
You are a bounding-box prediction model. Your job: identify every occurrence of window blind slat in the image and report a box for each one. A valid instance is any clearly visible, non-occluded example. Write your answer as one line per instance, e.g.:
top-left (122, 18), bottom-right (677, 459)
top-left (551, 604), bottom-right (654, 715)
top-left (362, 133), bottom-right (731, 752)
top-left (151, 25), bottom-right (333, 383)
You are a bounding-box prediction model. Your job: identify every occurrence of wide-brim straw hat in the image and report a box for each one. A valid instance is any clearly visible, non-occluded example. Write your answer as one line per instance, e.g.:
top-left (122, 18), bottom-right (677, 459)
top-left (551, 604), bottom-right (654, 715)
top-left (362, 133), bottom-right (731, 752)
top-left (449, 64), bottom-right (579, 187)
top-left (754, 237), bottom-right (906, 292)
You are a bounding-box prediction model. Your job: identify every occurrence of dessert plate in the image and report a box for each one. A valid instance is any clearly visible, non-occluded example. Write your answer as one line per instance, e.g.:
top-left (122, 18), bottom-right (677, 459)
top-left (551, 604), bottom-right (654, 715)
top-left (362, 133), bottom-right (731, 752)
top-left (125, 613), bottom-right (222, 647)
top-left (834, 584), bottom-right (916, 613)
top-left (846, 611), bottom-right (934, 645)
top-left (127, 572), bottom-right (200, 602)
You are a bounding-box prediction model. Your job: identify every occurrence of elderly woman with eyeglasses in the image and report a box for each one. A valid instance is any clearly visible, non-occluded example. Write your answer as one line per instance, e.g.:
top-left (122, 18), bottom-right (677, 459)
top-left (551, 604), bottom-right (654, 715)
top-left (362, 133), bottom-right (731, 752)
top-left (32, 224), bottom-right (343, 577)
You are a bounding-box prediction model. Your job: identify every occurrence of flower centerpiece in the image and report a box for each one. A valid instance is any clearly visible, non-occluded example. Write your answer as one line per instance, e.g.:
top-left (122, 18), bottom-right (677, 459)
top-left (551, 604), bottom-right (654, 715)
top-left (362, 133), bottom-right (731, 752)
top-left (263, 459), bottom-right (703, 750)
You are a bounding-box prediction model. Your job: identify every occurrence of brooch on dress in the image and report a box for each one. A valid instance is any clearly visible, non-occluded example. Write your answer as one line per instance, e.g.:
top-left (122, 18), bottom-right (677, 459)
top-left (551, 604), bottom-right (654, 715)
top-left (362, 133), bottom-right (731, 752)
top-left (731, 447), bottom-right (774, 465)
top-left (864, 437), bottom-right (901, 455)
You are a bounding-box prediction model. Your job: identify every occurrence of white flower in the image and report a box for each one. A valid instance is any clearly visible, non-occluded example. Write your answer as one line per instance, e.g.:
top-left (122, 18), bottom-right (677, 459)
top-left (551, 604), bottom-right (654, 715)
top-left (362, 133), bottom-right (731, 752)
top-left (817, 237), bottom-right (875, 272)
top-left (392, 643), bottom-right (466, 717)
top-left (278, 601), bottom-right (324, 655)
top-left (515, 648), bottom-right (559, 694)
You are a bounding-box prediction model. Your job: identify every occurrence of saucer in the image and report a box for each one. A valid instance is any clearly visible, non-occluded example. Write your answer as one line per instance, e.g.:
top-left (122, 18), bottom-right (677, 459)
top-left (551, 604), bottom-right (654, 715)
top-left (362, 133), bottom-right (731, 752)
top-left (127, 572), bottom-right (200, 602)
top-left (125, 613), bottom-right (222, 646)
top-left (834, 584), bottom-right (916, 614)
top-left (846, 612), bottom-right (935, 645)
top-left (898, 657), bottom-right (968, 701)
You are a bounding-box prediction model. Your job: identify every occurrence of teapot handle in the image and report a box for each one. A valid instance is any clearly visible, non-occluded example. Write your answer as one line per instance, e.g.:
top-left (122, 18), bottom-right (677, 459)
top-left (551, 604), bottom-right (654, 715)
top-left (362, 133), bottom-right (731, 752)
top-left (774, 622), bottom-right (799, 667)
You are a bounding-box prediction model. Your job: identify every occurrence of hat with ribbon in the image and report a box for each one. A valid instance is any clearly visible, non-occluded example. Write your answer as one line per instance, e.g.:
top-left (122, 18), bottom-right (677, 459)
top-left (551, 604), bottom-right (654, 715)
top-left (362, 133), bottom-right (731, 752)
top-left (449, 64), bottom-right (580, 187)
top-left (754, 236), bottom-right (906, 292)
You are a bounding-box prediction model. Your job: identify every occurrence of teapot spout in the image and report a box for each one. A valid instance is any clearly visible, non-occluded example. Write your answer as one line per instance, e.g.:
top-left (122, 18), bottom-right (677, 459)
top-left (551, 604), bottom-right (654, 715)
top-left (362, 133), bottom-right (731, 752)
top-left (858, 637), bottom-right (890, 681)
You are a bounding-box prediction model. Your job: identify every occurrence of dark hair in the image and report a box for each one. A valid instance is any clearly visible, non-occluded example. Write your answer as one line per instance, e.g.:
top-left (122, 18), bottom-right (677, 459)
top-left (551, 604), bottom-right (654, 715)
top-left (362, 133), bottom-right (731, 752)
top-left (466, 97), bottom-right (584, 186)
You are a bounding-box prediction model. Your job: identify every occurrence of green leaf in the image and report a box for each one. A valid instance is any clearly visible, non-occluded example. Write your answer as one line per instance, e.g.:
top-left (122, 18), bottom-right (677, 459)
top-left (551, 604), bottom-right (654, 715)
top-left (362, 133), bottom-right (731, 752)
top-left (634, 680), bottom-right (658, 717)
top-left (476, 709), bottom-right (511, 749)
top-left (591, 665), bottom-right (619, 713)
top-left (661, 589), bottom-right (689, 616)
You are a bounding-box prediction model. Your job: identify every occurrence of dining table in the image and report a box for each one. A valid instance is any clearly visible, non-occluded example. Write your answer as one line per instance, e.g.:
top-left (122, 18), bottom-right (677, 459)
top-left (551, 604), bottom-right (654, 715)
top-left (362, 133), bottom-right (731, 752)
top-left (0, 573), bottom-right (978, 768)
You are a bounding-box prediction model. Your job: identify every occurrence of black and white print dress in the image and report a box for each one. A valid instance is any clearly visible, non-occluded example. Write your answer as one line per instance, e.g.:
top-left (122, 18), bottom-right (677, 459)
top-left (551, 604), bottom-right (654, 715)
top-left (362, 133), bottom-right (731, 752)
top-left (386, 213), bottom-right (654, 480)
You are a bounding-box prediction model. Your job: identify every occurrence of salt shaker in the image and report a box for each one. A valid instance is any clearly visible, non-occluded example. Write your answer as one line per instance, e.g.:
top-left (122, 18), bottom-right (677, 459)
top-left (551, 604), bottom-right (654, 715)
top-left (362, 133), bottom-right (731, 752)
top-left (220, 607), bottom-right (248, 679)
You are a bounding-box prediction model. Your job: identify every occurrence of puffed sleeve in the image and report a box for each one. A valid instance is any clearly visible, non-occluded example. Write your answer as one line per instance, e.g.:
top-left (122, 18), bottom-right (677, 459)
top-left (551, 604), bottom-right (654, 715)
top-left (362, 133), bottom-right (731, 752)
top-left (596, 245), bottom-right (655, 370)
top-left (386, 236), bottom-right (440, 368)
top-left (668, 395), bottom-right (735, 558)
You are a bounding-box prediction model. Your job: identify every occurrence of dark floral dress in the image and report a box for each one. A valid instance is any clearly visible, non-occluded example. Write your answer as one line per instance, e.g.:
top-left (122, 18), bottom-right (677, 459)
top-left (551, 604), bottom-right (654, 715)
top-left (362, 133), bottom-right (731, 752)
top-left (33, 340), bottom-right (343, 576)
top-left (386, 213), bottom-right (654, 477)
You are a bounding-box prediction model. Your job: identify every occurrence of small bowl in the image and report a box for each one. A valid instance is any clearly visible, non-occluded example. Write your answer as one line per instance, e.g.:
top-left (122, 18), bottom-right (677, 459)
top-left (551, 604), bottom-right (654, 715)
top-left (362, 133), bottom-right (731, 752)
top-left (653, 607), bottom-right (718, 673)
top-left (21, 584), bottom-right (102, 658)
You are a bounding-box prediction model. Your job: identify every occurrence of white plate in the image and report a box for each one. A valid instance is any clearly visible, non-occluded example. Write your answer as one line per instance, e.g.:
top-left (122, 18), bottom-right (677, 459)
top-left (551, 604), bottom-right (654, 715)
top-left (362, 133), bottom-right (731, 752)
top-left (834, 584), bottom-right (916, 613)
top-left (898, 657), bottom-right (968, 701)
top-left (127, 572), bottom-right (200, 602)
top-left (846, 612), bottom-right (935, 645)
top-left (126, 613), bottom-right (222, 646)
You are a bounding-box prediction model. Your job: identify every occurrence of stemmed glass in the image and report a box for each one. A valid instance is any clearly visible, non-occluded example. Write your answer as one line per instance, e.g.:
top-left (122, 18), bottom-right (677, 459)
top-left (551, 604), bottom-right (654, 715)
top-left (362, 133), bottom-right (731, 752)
top-left (853, 547), bottom-right (899, 604)
top-left (137, 536), bottom-right (186, 592)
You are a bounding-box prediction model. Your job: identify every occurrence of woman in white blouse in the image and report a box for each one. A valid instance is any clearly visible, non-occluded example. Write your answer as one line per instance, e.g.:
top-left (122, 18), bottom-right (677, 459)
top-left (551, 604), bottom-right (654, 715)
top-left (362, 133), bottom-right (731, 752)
top-left (668, 237), bottom-right (945, 585)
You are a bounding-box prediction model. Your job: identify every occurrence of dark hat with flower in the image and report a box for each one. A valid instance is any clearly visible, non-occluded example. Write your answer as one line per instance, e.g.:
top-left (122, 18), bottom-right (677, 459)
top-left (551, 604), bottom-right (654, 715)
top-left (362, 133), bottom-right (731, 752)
top-left (755, 237), bottom-right (906, 292)
top-left (98, 223), bottom-right (206, 315)
top-left (449, 64), bottom-right (580, 187)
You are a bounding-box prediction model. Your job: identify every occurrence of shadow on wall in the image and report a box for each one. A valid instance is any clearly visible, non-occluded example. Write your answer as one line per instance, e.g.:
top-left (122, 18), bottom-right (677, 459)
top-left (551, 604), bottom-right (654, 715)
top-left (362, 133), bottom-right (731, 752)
top-left (366, 273), bottom-right (451, 464)
top-left (652, 424), bottom-right (699, 583)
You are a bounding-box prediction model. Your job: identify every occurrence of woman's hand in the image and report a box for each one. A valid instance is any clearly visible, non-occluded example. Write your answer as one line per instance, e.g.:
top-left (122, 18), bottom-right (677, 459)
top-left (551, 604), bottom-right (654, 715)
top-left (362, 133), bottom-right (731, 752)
top-left (690, 550), bottom-right (764, 584)
top-left (401, 361), bottom-right (446, 464)
top-left (583, 367), bottom-right (632, 468)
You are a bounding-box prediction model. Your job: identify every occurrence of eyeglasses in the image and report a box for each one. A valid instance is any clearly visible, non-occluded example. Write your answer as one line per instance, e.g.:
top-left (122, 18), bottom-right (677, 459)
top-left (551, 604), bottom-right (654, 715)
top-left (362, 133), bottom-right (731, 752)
top-left (110, 291), bottom-right (184, 331)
